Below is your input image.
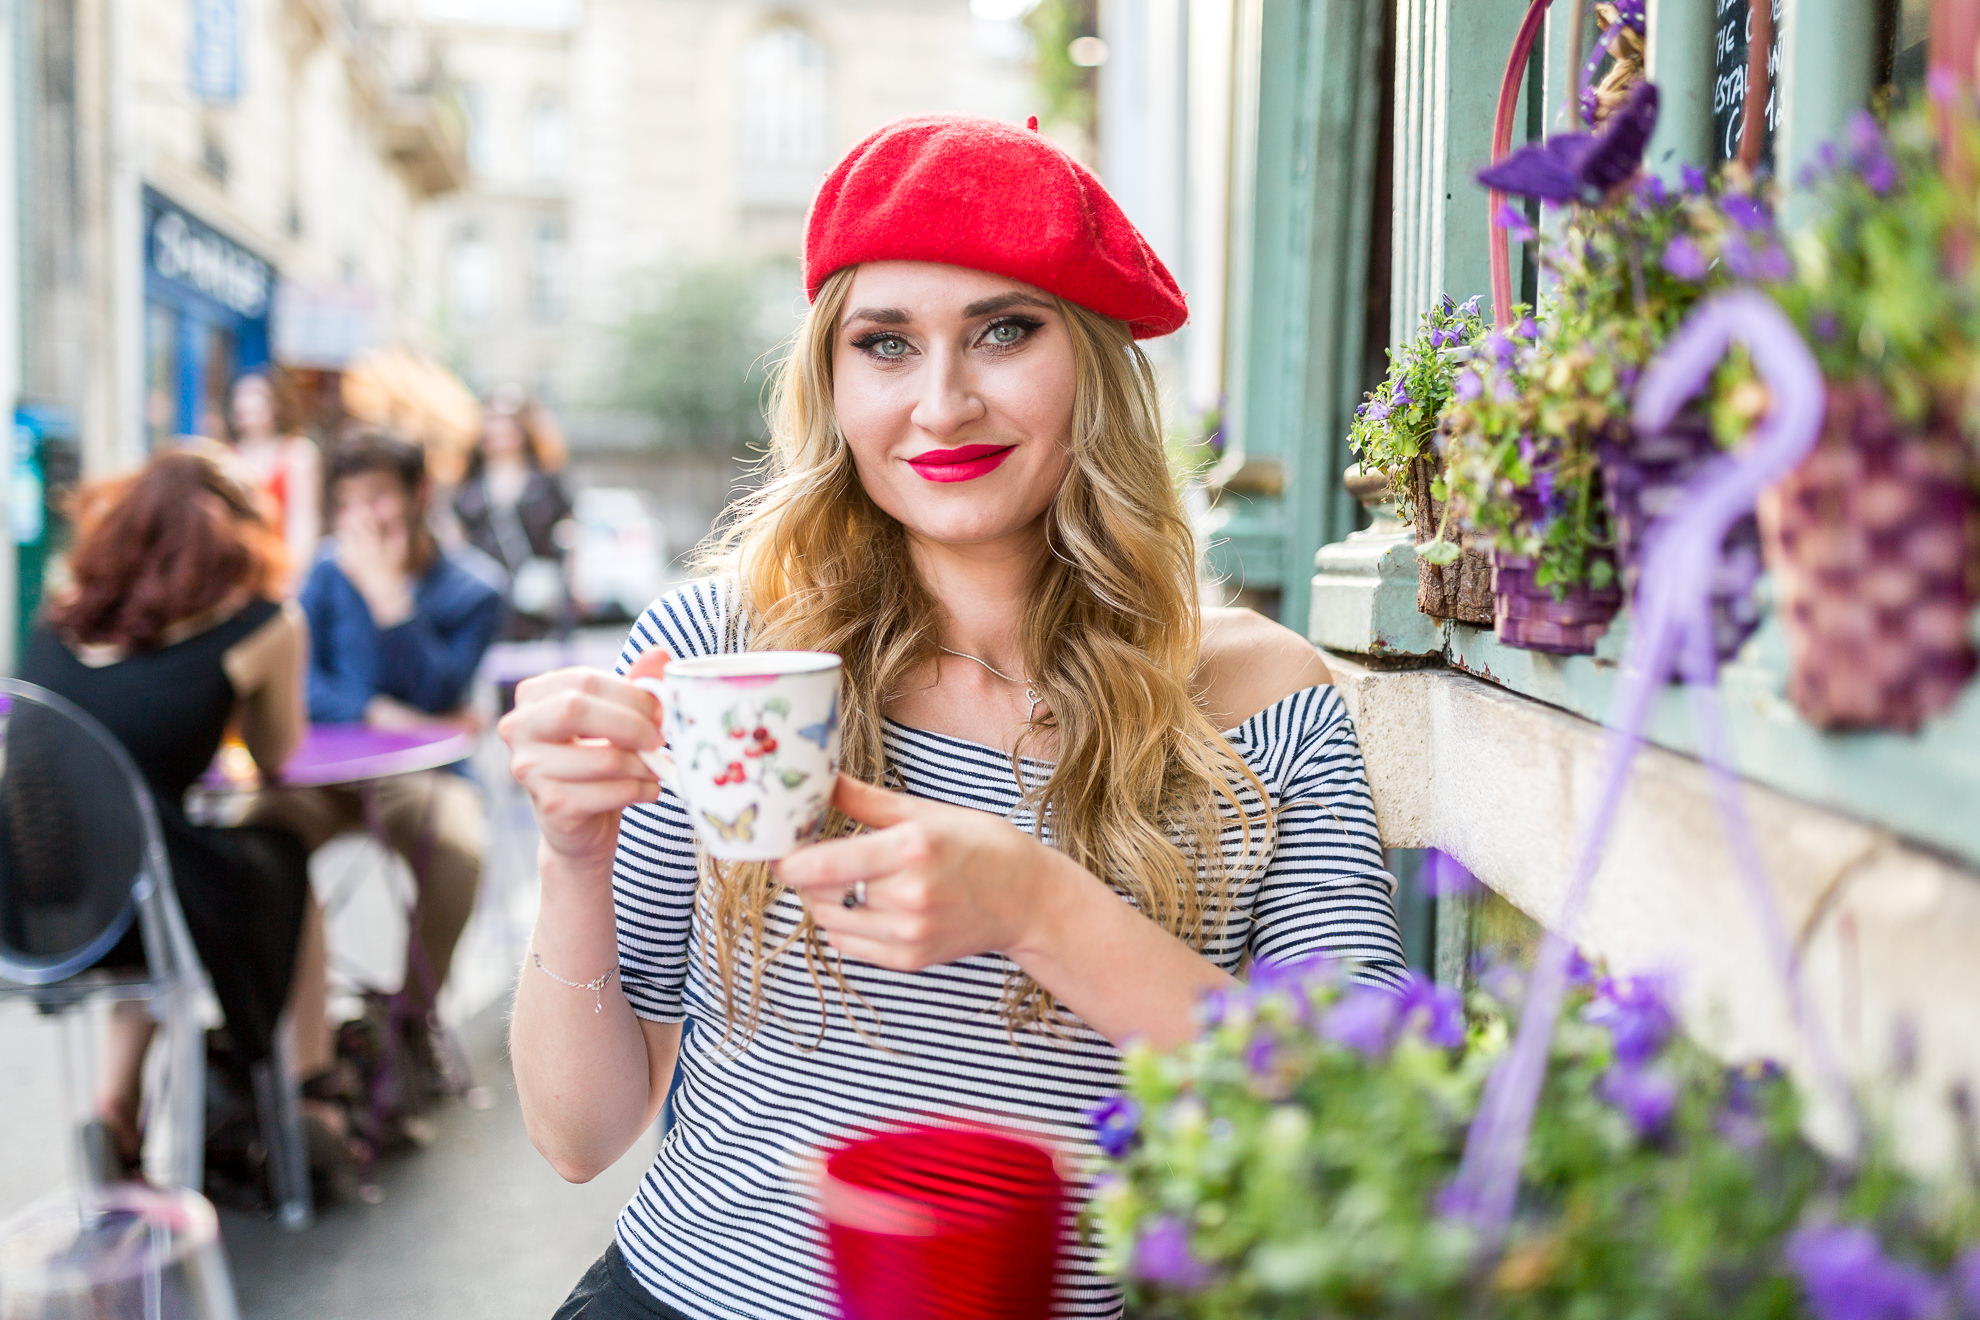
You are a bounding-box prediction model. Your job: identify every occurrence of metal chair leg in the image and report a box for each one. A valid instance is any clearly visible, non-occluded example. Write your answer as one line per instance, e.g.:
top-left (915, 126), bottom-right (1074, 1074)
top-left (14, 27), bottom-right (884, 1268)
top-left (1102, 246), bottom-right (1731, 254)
top-left (251, 1030), bottom-right (313, 1230)
top-left (159, 984), bottom-right (208, 1194)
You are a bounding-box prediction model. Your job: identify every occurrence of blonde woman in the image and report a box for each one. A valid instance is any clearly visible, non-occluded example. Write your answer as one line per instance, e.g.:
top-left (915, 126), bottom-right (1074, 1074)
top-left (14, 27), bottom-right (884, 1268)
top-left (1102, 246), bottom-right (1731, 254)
top-left (502, 116), bottom-right (1406, 1320)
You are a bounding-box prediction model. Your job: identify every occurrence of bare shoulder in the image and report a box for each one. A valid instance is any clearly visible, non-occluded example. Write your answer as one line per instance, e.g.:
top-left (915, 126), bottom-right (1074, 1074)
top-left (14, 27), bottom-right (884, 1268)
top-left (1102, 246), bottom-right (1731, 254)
top-left (221, 601), bottom-right (306, 691)
top-left (1195, 607), bottom-right (1333, 730)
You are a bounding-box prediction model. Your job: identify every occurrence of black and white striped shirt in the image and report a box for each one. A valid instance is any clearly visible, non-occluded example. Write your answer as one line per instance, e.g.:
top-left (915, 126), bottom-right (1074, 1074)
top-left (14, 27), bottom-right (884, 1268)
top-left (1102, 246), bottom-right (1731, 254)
top-left (608, 579), bottom-right (1405, 1319)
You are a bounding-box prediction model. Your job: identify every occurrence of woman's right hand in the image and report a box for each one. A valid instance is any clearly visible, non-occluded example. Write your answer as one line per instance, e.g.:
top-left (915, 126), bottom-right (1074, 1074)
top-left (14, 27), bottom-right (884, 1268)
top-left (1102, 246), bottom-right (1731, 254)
top-left (498, 664), bottom-right (667, 871)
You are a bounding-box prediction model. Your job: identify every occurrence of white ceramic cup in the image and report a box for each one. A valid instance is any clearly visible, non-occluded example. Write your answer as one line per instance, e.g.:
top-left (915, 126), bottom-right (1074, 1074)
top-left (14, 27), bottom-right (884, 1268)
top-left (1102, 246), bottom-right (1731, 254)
top-left (632, 651), bottom-right (844, 861)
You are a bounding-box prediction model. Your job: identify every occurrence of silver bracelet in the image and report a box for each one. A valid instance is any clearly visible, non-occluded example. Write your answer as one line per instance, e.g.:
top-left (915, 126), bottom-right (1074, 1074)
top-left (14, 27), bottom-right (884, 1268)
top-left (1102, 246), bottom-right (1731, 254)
top-left (531, 949), bottom-right (616, 1013)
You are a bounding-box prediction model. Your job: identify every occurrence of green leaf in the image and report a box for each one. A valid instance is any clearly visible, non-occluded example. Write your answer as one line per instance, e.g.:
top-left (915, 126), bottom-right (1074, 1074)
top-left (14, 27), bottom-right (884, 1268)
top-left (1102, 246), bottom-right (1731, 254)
top-left (1417, 539), bottom-right (1461, 565)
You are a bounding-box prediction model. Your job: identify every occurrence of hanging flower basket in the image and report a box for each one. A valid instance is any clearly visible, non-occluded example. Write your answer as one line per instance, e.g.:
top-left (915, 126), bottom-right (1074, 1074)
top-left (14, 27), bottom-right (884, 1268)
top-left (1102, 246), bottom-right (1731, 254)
top-left (1407, 454), bottom-right (1494, 625)
top-left (1490, 548), bottom-right (1623, 654)
top-left (1757, 379), bottom-right (1980, 731)
top-left (1597, 412), bottom-right (1766, 661)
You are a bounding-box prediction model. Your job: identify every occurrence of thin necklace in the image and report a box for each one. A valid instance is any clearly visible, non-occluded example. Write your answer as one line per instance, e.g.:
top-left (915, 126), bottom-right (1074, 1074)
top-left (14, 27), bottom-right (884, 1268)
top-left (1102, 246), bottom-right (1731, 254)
top-left (939, 646), bottom-right (1043, 722)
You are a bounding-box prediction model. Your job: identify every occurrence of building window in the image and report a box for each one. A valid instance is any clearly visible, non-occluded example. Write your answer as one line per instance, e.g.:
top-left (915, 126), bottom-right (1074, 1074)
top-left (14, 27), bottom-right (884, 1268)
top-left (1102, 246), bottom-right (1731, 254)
top-left (450, 222), bottom-right (497, 319)
top-left (460, 83), bottom-right (494, 176)
top-left (737, 22), bottom-right (830, 206)
top-left (528, 95), bottom-right (568, 182)
top-left (529, 220), bottom-right (565, 322)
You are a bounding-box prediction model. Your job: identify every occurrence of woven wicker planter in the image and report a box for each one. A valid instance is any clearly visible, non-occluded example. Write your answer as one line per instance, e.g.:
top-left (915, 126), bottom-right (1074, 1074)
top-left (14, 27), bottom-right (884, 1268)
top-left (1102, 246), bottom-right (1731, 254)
top-left (1597, 413), bottom-right (1765, 662)
top-left (1756, 379), bottom-right (1980, 732)
top-left (1407, 455), bottom-right (1495, 625)
top-left (1490, 550), bottom-right (1624, 655)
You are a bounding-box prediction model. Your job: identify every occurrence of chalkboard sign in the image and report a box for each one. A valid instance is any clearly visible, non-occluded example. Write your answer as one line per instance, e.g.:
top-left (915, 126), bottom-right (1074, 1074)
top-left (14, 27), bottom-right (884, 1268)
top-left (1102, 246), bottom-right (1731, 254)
top-left (1713, 0), bottom-right (1781, 168)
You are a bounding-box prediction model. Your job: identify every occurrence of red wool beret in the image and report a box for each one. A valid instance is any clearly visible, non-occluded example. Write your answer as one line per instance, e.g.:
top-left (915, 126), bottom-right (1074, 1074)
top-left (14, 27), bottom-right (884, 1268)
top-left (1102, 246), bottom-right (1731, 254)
top-left (804, 115), bottom-right (1187, 339)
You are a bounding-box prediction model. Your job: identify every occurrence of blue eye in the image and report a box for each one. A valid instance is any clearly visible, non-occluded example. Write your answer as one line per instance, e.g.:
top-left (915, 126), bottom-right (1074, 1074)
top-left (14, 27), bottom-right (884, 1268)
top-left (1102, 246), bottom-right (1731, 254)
top-left (869, 335), bottom-right (909, 358)
top-left (982, 316), bottom-right (1043, 348)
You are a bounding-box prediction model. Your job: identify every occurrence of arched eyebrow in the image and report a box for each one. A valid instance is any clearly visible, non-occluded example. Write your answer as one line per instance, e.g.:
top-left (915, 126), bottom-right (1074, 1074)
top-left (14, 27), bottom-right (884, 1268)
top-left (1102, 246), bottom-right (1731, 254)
top-left (843, 306), bottom-right (911, 327)
top-left (962, 292), bottom-right (1054, 318)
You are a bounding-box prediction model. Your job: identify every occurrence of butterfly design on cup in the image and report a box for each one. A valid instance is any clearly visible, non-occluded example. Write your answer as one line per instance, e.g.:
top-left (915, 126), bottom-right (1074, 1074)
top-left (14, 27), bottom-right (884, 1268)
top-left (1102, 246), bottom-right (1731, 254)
top-left (797, 692), bottom-right (839, 751)
top-left (701, 803), bottom-right (759, 844)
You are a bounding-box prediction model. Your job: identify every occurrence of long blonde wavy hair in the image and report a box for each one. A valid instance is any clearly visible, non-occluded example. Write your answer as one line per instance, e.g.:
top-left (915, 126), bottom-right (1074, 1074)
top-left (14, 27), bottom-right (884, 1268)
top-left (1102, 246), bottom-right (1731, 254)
top-left (692, 266), bottom-right (1272, 1039)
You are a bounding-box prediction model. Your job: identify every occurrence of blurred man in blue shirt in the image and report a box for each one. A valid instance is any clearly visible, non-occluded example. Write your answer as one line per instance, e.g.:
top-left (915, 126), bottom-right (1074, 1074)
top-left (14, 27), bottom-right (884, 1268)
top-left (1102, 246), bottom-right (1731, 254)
top-left (255, 432), bottom-right (504, 1026)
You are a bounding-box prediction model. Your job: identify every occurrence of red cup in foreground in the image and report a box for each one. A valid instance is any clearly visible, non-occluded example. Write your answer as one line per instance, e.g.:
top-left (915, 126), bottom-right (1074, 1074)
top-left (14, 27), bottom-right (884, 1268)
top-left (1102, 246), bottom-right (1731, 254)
top-left (820, 1124), bottom-right (1065, 1320)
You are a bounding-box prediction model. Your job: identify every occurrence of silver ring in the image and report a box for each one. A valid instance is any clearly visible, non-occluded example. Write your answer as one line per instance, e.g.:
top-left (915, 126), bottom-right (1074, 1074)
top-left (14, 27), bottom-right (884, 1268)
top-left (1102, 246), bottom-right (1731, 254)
top-left (842, 879), bottom-right (867, 909)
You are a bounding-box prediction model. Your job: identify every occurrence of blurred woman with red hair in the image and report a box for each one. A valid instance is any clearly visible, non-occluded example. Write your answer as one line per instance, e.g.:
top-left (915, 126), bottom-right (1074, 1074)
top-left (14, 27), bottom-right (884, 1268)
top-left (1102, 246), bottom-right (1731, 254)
top-left (21, 446), bottom-right (348, 1181)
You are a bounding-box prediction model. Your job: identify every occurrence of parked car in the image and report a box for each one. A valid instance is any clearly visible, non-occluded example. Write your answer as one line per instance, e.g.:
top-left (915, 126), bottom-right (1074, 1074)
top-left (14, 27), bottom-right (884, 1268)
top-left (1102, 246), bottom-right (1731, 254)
top-left (569, 486), bottom-right (669, 623)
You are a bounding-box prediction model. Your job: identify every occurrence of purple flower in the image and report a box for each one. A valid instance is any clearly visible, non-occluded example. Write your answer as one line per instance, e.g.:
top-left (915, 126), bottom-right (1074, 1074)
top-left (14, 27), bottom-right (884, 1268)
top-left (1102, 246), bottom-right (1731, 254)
top-left (1955, 1246), bottom-right (1980, 1318)
top-left (1513, 316), bottom-right (1540, 341)
top-left (1483, 331), bottom-right (1516, 370)
top-left (1497, 200), bottom-right (1537, 243)
top-left (1846, 110), bottom-right (1885, 162)
top-left (1637, 173), bottom-right (1669, 206)
top-left (1459, 295), bottom-right (1483, 318)
top-left (1423, 849), bottom-right (1479, 897)
top-left (1133, 1216), bottom-right (1212, 1289)
top-left (1846, 111), bottom-right (1898, 194)
top-left (1533, 468), bottom-right (1557, 512)
top-left (1397, 972), bottom-right (1465, 1048)
top-left (1323, 985), bottom-right (1400, 1058)
top-left (1565, 949), bottom-right (1596, 985)
top-left (1723, 235), bottom-right (1793, 283)
top-left (1477, 82), bottom-right (1659, 204)
top-left (1661, 235), bottom-right (1709, 281)
top-left (1363, 399), bottom-right (1391, 423)
top-left (1582, 973), bottom-right (1676, 1064)
top-left (1680, 163), bottom-right (1709, 195)
top-left (1786, 1224), bottom-right (1947, 1320)
top-left (1722, 193), bottom-right (1772, 231)
top-left (1393, 380), bottom-right (1413, 408)
top-left (1599, 1063), bottom-right (1678, 1138)
top-left (1717, 1059), bottom-right (1783, 1149)
top-left (1813, 310), bottom-right (1840, 341)
top-left (1198, 986), bottom-right (1232, 1027)
top-left (1087, 1094), bottom-right (1141, 1159)
top-left (1454, 371), bottom-right (1483, 403)
top-left (1244, 1033), bottom-right (1277, 1078)
top-left (1250, 954), bottom-right (1335, 999)
top-left (1427, 328), bottom-right (1448, 350)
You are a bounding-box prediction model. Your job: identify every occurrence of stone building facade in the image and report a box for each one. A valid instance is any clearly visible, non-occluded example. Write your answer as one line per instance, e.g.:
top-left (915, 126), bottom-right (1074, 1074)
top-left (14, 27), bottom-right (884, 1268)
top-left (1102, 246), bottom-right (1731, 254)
top-left (416, 0), bottom-right (1035, 406)
top-left (2, 0), bottom-right (465, 659)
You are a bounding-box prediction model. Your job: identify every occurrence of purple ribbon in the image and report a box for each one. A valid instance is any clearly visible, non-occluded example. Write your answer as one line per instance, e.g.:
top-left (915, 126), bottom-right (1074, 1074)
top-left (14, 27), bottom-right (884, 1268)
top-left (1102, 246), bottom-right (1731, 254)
top-left (1442, 291), bottom-right (1861, 1243)
top-left (1578, 22), bottom-right (1629, 126)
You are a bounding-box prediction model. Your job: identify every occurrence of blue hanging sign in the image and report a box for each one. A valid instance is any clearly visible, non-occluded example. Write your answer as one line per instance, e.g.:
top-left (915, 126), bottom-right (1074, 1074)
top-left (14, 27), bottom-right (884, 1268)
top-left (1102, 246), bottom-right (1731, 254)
top-left (189, 0), bottom-right (242, 104)
top-left (144, 190), bottom-right (273, 321)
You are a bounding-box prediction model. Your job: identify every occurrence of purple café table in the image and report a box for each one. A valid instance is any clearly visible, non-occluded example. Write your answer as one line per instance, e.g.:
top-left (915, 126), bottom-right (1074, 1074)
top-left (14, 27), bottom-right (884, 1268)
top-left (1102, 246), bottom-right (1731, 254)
top-left (273, 723), bottom-right (477, 788)
top-left (200, 723), bottom-right (476, 793)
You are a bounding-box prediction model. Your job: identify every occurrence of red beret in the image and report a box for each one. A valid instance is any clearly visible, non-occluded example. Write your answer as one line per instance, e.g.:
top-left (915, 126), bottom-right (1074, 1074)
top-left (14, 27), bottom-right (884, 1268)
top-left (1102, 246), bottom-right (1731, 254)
top-left (803, 115), bottom-right (1187, 339)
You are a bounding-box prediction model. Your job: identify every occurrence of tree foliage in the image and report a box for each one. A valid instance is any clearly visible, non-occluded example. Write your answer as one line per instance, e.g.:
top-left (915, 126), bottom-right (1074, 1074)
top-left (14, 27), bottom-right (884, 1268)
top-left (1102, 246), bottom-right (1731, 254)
top-left (606, 262), bottom-right (794, 455)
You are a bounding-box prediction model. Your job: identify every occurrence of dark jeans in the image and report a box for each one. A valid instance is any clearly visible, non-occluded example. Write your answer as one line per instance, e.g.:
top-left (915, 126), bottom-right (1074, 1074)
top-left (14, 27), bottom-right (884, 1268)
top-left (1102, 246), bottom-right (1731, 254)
top-left (553, 1244), bottom-right (695, 1320)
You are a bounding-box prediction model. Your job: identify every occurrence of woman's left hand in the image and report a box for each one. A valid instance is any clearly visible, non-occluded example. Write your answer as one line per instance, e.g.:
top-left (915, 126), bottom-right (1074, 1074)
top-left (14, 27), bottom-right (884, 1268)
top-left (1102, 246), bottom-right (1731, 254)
top-left (777, 775), bottom-right (1052, 972)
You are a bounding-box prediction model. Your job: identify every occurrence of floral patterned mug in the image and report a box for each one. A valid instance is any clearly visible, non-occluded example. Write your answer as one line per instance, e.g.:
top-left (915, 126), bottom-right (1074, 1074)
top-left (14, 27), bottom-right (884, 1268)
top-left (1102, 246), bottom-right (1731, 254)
top-left (632, 651), bottom-right (843, 861)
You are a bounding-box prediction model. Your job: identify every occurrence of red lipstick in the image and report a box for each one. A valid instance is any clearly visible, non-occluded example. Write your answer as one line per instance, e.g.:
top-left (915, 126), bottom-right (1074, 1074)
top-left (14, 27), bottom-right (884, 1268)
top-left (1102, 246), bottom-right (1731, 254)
top-left (905, 443), bottom-right (1016, 483)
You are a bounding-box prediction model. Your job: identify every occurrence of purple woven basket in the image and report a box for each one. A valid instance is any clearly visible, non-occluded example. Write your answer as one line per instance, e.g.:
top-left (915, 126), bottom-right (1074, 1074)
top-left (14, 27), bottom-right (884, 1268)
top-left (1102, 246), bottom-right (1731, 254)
top-left (1491, 551), bottom-right (1623, 654)
top-left (1597, 414), bottom-right (1764, 661)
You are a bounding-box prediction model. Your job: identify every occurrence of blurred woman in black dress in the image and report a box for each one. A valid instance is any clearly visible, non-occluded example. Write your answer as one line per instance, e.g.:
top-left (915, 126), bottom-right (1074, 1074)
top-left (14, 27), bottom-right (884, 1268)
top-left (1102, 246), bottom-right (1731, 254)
top-left (20, 447), bottom-right (346, 1176)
